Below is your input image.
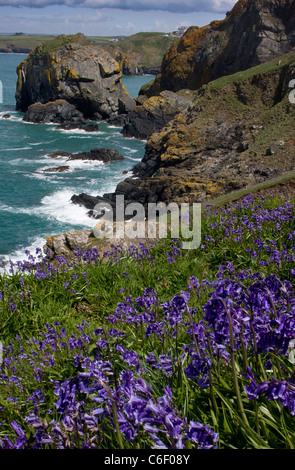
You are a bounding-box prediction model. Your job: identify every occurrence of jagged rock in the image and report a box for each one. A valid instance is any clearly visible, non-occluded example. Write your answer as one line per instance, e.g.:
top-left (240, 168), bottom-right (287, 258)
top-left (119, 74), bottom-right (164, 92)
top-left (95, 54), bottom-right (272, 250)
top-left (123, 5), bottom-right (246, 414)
top-left (24, 99), bottom-right (85, 124)
top-left (122, 90), bottom-right (194, 139)
top-left (55, 122), bottom-right (99, 131)
top-left (16, 33), bottom-right (136, 120)
top-left (82, 124), bottom-right (99, 132)
top-left (72, 49), bottom-right (295, 210)
top-left (43, 148), bottom-right (124, 173)
top-left (44, 147), bottom-right (124, 172)
top-left (48, 151), bottom-right (72, 158)
top-left (44, 230), bottom-right (92, 260)
top-left (43, 226), bottom-right (153, 261)
top-left (71, 193), bottom-right (115, 211)
top-left (43, 165), bottom-right (70, 173)
top-left (139, 0), bottom-right (295, 99)
top-left (68, 147), bottom-right (124, 162)
top-left (44, 233), bottom-right (73, 260)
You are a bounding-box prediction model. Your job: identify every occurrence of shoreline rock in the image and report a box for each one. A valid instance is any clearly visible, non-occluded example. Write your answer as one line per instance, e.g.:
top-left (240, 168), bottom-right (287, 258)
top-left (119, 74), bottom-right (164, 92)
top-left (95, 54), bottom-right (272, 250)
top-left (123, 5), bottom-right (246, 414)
top-left (43, 147), bottom-right (124, 173)
top-left (68, 147), bottom-right (124, 162)
top-left (24, 99), bottom-right (86, 124)
top-left (16, 33), bottom-right (136, 121)
top-left (43, 226), bottom-right (153, 261)
top-left (71, 48), bottom-right (295, 213)
top-left (122, 90), bottom-right (194, 140)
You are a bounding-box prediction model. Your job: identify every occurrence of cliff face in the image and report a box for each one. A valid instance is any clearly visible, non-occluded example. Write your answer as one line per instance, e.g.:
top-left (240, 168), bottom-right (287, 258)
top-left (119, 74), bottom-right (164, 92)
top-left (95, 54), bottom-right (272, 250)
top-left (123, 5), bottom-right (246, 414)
top-left (122, 90), bottom-right (194, 140)
top-left (98, 50), bottom-right (295, 208)
top-left (102, 32), bottom-right (179, 76)
top-left (15, 33), bottom-right (135, 120)
top-left (143, 0), bottom-right (295, 98)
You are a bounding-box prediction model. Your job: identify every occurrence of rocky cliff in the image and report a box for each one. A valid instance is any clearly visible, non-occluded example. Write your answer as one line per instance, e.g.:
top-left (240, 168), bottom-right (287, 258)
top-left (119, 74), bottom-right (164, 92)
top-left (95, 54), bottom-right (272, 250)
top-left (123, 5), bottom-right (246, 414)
top-left (72, 49), bottom-right (295, 212)
top-left (140, 0), bottom-right (295, 101)
top-left (102, 32), bottom-right (178, 76)
top-left (122, 89), bottom-right (195, 140)
top-left (15, 33), bottom-right (135, 120)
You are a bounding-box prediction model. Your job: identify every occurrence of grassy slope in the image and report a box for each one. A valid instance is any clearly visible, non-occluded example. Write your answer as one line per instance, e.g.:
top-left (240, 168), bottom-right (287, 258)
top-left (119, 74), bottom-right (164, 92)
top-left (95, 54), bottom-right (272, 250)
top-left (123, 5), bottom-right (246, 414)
top-left (138, 47), bottom-right (295, 207)
top-left (0, 34), bottom-right (55, 51)
top-left (1, 186), bottom-right (295, 449)
top-left (0, 32), bottom-right (178, 70)
top-left (99, 32), bottom-right (178, 69)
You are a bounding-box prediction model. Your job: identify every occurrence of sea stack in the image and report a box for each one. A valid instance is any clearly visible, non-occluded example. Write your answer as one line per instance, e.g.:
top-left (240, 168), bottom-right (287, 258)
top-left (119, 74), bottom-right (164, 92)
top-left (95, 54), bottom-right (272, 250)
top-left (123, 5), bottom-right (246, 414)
top-left (15, 33), bottom-right (136, 121)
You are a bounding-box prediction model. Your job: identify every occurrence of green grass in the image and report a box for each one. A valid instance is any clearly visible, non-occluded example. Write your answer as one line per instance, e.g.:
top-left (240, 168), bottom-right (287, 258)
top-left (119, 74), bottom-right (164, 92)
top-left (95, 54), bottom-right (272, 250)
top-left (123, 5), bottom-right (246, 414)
top-left (0, 31), bottom-right (178, 70)
top-left (207, 49), bottom-right (295, 92)
top-left (1, 187), bottom-right (295, 449)
top-left (201, 170), bottom-right (295, 209)
top-left (0, 34), bottom-right (56, 51)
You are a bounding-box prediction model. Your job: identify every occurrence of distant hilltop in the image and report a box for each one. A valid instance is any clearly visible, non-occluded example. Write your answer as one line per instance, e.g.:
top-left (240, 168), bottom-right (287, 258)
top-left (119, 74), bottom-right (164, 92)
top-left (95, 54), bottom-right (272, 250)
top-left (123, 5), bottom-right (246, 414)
top-left (0, 30), bottom-right (181, 75)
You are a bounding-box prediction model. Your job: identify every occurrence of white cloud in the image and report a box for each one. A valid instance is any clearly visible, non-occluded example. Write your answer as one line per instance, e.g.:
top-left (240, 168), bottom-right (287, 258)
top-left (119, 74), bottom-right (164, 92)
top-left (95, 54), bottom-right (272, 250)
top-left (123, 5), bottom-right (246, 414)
top-left (0, 0), bottom-right (237, 12)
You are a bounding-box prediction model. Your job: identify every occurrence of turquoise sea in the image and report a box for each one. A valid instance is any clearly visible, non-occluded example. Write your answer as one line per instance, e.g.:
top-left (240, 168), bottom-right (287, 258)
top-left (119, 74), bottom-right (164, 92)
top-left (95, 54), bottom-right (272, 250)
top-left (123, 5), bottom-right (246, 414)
top-left (0, 53), bottom-right (153, 265)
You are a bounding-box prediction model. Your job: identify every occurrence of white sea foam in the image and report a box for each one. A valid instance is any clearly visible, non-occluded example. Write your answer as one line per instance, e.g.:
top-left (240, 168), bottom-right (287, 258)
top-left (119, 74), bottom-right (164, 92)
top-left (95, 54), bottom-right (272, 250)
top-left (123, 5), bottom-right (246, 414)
top-left (0, 146), bottom-right (32, 151)
top-left (0, 235), bottom-right (47, 274)
top-left (126, 156), bottom-right (142, 162)
top-left (24, 172), bottom-right (60, 183)
top-left (0, 202), bottom-right (37, 215)
top-left (0, 188), bottom-right (94, 221)
top-left (29, 139), bottom-right (57, 146)
top-left (0, 110), bottom-right (22, 120)
top-left (55, 127), bottom-right (104, 136)
top-left (39, 189), bottom-right (95, 227)
top-left (36, 157), bottom-right (106, 175)
top-left (122, 147), bottom-right (138, 153)
top-left (9, 157), bottom-right (53, 166)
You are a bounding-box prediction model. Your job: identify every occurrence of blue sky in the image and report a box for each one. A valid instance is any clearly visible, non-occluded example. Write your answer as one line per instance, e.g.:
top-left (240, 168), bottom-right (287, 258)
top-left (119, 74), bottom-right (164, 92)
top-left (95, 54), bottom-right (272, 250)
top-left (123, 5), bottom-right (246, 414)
top-left (0, 0), bottom-right (237, 36)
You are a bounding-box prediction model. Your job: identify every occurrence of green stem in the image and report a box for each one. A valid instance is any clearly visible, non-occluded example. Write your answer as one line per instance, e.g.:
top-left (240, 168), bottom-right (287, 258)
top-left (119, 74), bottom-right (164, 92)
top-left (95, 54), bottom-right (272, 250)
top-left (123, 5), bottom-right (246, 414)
top-left (185, 304), bottom-right (200, 356)
top-left (221, 299), bottom-right (249, 427)
top-left (239, 333), bottom-right (248, 369)
top-left (97, 378), bottom-right (125, 450)
top-left (209, 370), bottom-right (219, 417)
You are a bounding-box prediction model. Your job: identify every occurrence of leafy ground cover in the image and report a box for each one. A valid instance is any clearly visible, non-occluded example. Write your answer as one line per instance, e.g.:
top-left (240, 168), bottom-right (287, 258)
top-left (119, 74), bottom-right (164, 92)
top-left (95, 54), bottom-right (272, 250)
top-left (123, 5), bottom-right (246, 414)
top-left (0, 187), bottom-right (295, 449)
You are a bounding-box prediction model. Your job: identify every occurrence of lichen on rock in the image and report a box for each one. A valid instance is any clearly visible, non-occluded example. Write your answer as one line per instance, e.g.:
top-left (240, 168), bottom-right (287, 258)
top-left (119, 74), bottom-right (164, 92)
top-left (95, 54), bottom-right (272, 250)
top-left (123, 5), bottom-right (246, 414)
top-left (15, 33), bottom-right (136, 120)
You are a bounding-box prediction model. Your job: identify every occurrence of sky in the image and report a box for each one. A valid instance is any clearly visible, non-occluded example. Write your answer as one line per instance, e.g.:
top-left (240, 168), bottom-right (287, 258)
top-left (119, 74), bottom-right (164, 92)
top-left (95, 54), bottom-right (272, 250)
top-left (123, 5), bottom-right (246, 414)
top-left (0, 0), bottom-right (237, 36)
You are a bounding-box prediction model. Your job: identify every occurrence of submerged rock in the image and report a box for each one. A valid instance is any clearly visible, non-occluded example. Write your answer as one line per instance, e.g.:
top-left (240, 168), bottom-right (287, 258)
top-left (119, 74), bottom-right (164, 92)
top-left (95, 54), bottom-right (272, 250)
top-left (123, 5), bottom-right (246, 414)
top-left (68, 147), bottom-right (124, 162)
top-left (43, 147), bottom-right (124, 173)
top-left (16, 33), bottom-right (136, 120)
top-left (43, 165), bottom-right (70, 173)
top-left (55, 122), bottom-right (99, 131)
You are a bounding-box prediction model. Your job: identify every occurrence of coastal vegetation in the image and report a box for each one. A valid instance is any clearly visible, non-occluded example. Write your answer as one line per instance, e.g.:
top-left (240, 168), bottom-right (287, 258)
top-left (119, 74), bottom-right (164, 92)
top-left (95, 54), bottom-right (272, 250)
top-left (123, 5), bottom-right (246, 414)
top-left (0, 32), bottom-right (178, 75)
top-left (1, 185), bottom-right (295, 449)
top-left (1, 0), bottom-right (295, 451)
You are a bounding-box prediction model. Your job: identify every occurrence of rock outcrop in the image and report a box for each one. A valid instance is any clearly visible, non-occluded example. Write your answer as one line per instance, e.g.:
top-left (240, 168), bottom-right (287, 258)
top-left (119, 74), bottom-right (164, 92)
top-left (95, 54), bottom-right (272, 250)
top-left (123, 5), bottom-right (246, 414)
top-left (24, 99), bottom-right (85, 124)
top-left (140, 0), bottom-right (295, 100)
top-left (44, 147), bottom-right (124, 172)
top-left (122, 90), bottom-right (194, 140)
top-left (72, 49), bottom-right (295, 211)
top-left (67, 147), bottom-right (124, 162)
top-left (43, 226), bottom-right (152, 260)
top-left (15, 33), bottom-right (136, 120)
